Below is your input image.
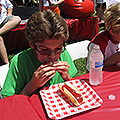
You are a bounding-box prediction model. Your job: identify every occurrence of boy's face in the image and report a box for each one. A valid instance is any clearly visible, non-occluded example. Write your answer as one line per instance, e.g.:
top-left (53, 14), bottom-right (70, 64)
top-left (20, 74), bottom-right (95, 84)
top-left (112, 32), bottom-right (120, 43)
top-left (114, 33), bottom-right (120, 43)
top-left (110, 30), bottom-right (120, 43)
top-left (31, 39), bottom-right (64, 63)
top-left (110, 20), bottom-right (120, 42)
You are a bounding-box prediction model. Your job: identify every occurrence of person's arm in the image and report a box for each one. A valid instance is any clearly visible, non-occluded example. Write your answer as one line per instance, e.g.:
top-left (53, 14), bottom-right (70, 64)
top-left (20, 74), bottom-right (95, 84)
top-left (20, 63), bottom-right (56, 96)
top-left (20, 61), bottom-right (71, 96)
top-left (6, 8), bottom-right (12, 16)
top-left (0, 6), bottom-right (2, 13)
top-left (104, 52), bottom-right (120, 66)
top-left (39, 0), bottom-right (43, 11)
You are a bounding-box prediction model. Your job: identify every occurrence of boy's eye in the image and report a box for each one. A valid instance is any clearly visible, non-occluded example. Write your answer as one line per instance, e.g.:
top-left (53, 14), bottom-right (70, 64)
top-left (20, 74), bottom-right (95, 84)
top-left (41, 49), bottom-right (48, 51)
top-left (55, 47), bottom-right (63, 50)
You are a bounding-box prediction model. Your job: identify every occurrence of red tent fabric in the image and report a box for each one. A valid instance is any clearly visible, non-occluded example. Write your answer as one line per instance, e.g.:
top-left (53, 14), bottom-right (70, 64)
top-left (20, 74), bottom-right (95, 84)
top-left (2, 16), bottom-right (99, 53)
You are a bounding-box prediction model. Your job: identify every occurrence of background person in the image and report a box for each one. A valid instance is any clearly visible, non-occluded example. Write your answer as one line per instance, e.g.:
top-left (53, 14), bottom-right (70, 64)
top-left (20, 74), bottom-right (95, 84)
top-left (0, 0), bottom-right (21, 35)
top-left (1, 9), bottom-right (77, 97)
top-left (0, 36), bottom-right (9, 65)
top-left (87, 3), bottom-right (120, 68)
top-left (0, 0), bottom-right (21, 65)
top-left (39, 0), bottom-right (64, 15)
top-left (96, 0), bottom-right (106, 22)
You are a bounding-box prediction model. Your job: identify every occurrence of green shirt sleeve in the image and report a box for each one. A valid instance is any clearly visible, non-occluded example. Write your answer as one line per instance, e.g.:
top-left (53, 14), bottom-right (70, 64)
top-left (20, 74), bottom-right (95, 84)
top-left (1, 49), bottom-right (38, 96)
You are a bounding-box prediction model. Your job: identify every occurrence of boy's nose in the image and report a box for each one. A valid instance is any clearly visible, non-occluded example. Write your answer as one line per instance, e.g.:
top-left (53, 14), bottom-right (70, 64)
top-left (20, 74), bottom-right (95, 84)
top-left (48, 51), bottom-right (56, 59)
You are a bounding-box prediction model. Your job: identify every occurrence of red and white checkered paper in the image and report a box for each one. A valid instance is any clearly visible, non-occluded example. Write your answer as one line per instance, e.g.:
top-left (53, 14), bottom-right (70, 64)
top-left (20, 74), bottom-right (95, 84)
top-left (40, 79), bottom-right (103, 119)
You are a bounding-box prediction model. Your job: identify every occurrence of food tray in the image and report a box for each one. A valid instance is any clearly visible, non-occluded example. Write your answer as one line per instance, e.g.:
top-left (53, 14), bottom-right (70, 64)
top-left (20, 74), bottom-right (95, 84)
top-left (40, 79), bottom-right (103, 119)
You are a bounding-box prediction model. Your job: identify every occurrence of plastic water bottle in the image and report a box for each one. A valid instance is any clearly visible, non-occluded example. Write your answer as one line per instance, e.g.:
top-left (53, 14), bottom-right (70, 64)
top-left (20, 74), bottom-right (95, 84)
top-left (89, 45), bottom-right (104, 86)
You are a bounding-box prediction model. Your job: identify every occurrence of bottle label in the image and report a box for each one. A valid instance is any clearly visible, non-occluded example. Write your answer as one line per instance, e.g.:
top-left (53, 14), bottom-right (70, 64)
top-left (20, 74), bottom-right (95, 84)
top-left (90, 60), bottom-right (104, 68)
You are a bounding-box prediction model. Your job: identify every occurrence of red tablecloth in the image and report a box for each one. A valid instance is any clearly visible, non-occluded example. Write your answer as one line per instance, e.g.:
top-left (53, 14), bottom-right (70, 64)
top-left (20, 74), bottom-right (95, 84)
top-left (2, 16), bottom-right (99, 53)
top-left (0, 65), bottom-right (119, 120)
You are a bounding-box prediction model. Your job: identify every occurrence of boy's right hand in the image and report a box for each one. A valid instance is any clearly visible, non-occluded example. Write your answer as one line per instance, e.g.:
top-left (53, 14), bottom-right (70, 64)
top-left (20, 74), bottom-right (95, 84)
top-left (30, 63), bottom-right (56, 89)
top-left (20, 63), bottom-right (56, 96)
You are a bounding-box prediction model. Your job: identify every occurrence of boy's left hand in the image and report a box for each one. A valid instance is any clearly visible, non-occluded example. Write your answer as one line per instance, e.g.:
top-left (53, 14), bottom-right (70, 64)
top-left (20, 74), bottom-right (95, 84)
top-left (53, 61), bottom-right (71, 80)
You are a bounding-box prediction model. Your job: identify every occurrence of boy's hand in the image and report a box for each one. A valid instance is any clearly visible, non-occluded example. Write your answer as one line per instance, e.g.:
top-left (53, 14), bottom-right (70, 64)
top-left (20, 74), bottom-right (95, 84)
top-left (53, 61), bottom-right (71, 80)
top-left (21, 61), bottom-right (71, 96)
top-left (20, 63), bottom-right (56, 96)
top-left (104, 52), bottom-right (120, 66)
top-left (31, 63), bottom-right (56, 88)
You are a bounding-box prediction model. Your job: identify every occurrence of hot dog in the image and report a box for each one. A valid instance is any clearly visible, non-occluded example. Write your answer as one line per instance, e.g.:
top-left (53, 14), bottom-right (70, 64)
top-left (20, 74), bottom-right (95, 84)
top-left (59, 82), bottom-right (84, 106)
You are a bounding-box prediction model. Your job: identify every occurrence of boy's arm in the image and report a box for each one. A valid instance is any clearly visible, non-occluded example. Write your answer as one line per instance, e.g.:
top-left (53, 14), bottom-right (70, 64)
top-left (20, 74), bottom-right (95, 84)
top-left (104, 52), bottom-right (120, 66)
top-left (7, 8), bottom-right (12, 16)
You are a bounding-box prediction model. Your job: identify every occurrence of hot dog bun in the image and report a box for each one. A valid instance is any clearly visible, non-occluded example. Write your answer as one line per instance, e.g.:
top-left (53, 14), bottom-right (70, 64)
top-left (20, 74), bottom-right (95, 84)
top-left (59, 82), bottom-right (84, 106)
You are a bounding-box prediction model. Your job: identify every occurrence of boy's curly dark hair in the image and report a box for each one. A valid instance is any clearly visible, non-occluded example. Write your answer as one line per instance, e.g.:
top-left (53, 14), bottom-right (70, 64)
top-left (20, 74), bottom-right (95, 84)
top-left (25, 9), bottom-right (69, 43)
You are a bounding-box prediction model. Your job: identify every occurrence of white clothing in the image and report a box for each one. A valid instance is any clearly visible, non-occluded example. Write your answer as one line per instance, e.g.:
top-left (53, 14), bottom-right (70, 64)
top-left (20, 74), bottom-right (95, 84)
top-left (104, 0), bottom-right (120, 8)
top-left (43, 0), bottom-right (58, 6)
top-left (96, 0), bottom-right (106, 3)
top-left (0, 0), bottom-right (13, 24)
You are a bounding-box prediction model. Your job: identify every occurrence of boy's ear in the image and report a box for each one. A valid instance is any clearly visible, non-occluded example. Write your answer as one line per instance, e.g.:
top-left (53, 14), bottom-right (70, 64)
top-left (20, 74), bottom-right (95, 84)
top-left (109, 29), bottom-right (115, 36)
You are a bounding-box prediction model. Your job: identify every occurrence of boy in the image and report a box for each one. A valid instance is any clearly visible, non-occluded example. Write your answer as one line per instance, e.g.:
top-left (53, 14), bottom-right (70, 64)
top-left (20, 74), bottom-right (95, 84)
top-left (88, 3), bottom-right (120, 68)
top-left (1, 9), bottom-right (77, 97)
top-left (0, 0), bottom-right (21, 65)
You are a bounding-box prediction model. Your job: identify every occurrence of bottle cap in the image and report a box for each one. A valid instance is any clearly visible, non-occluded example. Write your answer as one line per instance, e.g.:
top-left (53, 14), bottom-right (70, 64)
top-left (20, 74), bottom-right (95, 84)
top-left (94, 45), bottom-right (100, 49)
top-left (108, 94), bottom-right (116, 100)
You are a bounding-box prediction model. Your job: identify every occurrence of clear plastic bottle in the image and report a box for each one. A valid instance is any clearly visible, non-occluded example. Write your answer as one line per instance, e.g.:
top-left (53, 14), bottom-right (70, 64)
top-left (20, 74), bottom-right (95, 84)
top-left (89, 45), bottom-right (104, 86)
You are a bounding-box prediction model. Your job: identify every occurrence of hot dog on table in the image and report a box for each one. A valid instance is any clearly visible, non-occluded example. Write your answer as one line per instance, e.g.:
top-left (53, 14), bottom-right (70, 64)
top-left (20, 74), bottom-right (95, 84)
top-left (59, 82), bottom-right (84, 106)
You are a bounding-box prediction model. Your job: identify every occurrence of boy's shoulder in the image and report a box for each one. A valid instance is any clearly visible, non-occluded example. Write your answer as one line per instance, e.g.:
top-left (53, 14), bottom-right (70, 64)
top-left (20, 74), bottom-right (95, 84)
top-left (91, 30), bottom-right (110, 44)
top-left (89, 30), bottom-right (113, 54)
top-left (11, 48), bottom-right (32, 62)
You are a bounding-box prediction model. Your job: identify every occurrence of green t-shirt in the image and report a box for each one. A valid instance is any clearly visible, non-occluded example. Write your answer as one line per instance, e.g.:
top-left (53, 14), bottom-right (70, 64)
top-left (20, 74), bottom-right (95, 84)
top-left (1, 48), bottom-right (77, 96)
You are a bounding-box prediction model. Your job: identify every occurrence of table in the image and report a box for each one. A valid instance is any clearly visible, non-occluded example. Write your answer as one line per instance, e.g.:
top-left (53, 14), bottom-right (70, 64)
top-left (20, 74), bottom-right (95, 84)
top-left (0, 65), bottom-right (119, 120)
top-left (2, 16), bottom-right (99, 53)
